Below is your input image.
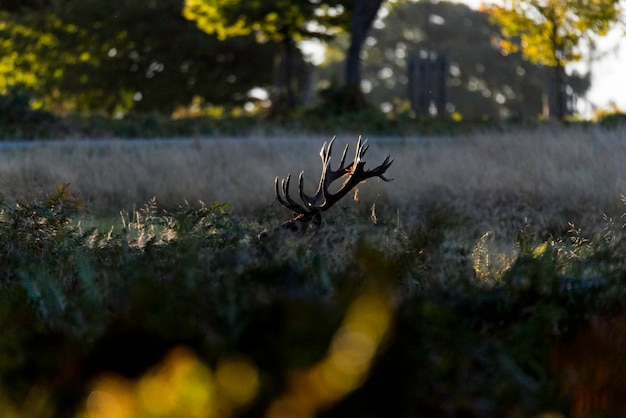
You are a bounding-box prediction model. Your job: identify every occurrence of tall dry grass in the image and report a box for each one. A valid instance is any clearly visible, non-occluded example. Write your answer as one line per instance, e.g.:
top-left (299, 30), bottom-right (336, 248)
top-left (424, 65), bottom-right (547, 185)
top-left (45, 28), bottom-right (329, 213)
top-left (1, 126), bottom-right (625, 233)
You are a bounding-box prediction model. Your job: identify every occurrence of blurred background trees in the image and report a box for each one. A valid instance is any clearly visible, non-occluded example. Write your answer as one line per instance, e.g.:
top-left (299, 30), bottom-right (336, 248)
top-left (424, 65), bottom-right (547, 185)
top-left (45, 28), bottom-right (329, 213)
top-left (182, 0), bottom-right (387, 114)
top-left (1, 0), bottom-right (278, 115)
top-left (322, 1), bottom-right (546, 120)
top-left (0, 0), bottom-right (622, 122)
top-left (182, 0), bottom-right (345, 113)
top-left (318, 0), bottom-right (593, 120)
top-left (487, 0), bottom-right (623, 119)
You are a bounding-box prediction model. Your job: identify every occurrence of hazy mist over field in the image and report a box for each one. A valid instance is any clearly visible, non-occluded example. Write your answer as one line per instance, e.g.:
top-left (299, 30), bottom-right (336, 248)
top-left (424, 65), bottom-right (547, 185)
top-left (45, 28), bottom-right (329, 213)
top-left (2, 126), bottom-right (626, 234)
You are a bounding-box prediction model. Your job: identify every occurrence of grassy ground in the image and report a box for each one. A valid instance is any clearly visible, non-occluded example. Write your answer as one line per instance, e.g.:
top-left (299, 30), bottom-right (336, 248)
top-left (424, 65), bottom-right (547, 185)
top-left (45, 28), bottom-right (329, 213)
top-left (1, 125), bottom-right (625, 230)
top-left (2, 125), bottom-right (626, 418)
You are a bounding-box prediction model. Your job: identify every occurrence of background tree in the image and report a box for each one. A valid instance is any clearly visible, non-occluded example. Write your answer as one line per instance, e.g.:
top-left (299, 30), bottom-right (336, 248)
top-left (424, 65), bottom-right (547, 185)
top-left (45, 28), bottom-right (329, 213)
top-left (487, 0), bottom-right (623, 119)
top-left (183, 0), bottom-right (389, 114)
top-left (0, 0), bottom-right (277, 114)
top-left (182, 0), bottom-right (347, 113)
top-left (318, 0), bottom-right (590, 120)
top-left (342, 0), bottom-right (386, 110)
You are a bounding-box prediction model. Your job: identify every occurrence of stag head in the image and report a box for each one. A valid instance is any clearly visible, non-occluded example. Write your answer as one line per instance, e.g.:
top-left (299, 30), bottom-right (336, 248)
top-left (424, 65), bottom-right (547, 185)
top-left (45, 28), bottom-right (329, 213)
top-left (273, 136), bottom-right (393, 233)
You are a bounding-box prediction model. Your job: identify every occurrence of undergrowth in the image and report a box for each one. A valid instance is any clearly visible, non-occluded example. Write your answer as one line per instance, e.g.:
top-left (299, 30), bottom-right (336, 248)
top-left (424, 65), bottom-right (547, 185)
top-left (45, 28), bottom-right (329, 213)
top-left (1, 186), bottom-right (626, 418)
top-left (0, 108), bottom-right (478, 140)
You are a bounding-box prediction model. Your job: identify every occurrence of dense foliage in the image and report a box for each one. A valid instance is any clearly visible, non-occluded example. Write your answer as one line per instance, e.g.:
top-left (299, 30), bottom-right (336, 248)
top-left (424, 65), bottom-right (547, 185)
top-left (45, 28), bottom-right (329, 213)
top-left (0, 97), bottom-right (489, 139)
top-left (487, 0), bottom-right (623, 119)
top-left (1, 186), bottom-right (626, 417)
top-left (0, 0), bottom-right (278, 114)
top-left (358, 1), bottom-right (590, 120)
top-left (3, 0), bottom-right (617, 122)
top-left (487, 0), bottom-right (622, 68)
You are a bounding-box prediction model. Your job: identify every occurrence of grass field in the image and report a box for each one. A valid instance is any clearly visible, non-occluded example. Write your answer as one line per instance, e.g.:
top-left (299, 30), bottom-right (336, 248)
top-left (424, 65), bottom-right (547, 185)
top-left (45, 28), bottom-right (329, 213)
top-left (2, 125), bottom-right (626, 230)
top-left (2, 125), bottom-right (626, 418)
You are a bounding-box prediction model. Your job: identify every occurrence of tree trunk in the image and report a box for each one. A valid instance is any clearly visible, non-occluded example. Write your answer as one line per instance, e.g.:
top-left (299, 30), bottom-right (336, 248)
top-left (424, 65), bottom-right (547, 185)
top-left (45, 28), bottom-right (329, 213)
top-left (344, 0), bottom-right (384, 111)
top-left (553, 62), bottom-right (566, 120)
top-left (548, 15), bottom-right (567, 120)
top-left (272, 34), bottom-right (298, 115)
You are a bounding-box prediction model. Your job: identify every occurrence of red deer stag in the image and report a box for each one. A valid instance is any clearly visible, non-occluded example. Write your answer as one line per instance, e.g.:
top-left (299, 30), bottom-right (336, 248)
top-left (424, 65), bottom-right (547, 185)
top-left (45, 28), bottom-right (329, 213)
top-left (273, 136), bottom-right (393, 233)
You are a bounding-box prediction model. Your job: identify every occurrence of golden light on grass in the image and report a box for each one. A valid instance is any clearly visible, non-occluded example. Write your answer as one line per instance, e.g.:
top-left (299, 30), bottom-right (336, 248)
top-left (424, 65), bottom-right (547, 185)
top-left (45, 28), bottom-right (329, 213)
top-left (0, 385), bottom-right (55, 418)
top-left (82, 374), bottom-right (136, 418)
top-left (136, 347), bottom-right (214, 418)
top-left (78, 347), bottom-right (258, 418)
top-left (266, 291), bottom-right (393, 418)
top-left (214, 355), bottom-right (260, 409)
top-left (77, 291), bottom-right (392, 418)
top-left (472, 231), bottom-right (518, 283)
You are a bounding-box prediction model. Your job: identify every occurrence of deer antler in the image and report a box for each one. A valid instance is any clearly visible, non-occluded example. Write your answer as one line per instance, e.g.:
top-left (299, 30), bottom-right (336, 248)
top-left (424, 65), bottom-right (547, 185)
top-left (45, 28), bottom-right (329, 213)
top-left (274, 136), bottom-right (393, 231)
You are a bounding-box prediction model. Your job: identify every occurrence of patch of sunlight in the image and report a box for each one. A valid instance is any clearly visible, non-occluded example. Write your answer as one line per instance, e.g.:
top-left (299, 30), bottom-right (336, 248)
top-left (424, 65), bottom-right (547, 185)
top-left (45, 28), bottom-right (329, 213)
top-left (3, 292), bottom-right (391, 418)
top-left (472, 231), bottom-right (517, 284)
top-left (533, 241), bottom-right (549, 258)
top-left (77, 346), bottom-right (259, 418)
top-left (206, 105), bottom-right (225, 118)
top-left (215, 356), bottom-right (260, 409)
top-left (266, 291), bottom-right (394, 418)
top-left (81, 375), bottom-right (136, 418)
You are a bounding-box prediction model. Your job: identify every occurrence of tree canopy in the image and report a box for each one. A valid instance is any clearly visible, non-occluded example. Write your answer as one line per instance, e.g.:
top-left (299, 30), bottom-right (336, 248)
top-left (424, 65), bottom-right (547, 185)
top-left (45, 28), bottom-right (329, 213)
top-left (319, 0), bottom-right (590, 120)
top-left (182, 0), bottom-right (387, 112)
top-left (0, 0), bottom-right (619, 120)
top-left (487, 0), bottom-right (623, 68)
top-left (182, 0), bottom-right (347, 42)
top-left (0, 0), bottom-right (278, 114)
top-left (486, 0), bottom-right (623, 118)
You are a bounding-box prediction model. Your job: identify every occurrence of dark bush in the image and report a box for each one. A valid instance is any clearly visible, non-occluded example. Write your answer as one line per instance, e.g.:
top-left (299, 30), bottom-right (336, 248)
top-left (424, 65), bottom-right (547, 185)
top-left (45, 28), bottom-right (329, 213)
top-left (1, 187), bottom-right (626, 417)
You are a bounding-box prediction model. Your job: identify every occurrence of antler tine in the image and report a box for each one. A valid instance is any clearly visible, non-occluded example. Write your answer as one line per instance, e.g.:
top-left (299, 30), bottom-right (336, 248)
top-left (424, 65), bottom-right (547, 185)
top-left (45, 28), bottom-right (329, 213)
top-left (338, 142), bottom-right (350, 170)
top-left (323, 141), bottom-right (351, 184)
top-left (353, 137), bottom-right (361, 164)
top-left (320, 139), bottom-right (394, 207)
top-left (275, 174), bottom-right (308, 214)
top-left (354, 136), bottom-right (369, 162)
top-left (294, 137), bottom-right (351, 213)
top-left (276, 176), bottom-right (292, 206)
top-left (321, 137), bottom-right (350, 171)
top-left (284, 172), bottom-right (310, 212)
top-left (319, 140), bottom-right (331, 182)
top-left (319, 139), bottom-right (329, 164)
top-left (370, 155), bottom-right (395, 182)
top-left (275, 176), bottom-right (292, 208)
top-left (298, 171), bottom-right (318, 209)
top-left (311, 137), bottom-right (351, 205)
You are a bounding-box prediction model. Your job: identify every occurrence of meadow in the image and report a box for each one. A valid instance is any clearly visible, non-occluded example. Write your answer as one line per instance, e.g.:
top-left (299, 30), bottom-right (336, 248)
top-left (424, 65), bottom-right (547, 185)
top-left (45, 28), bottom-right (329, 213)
top-left (2, 125), bottom-right (626, 418)
top-left (2, 125), bottom-right (626, 224)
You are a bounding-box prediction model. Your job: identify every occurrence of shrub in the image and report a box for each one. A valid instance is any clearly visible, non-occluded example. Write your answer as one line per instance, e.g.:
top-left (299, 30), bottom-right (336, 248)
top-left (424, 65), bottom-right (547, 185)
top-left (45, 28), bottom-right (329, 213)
top-left (0, 87), bottom-right (56, 139)
top-left (1, 188), bottom-right (626, 417)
